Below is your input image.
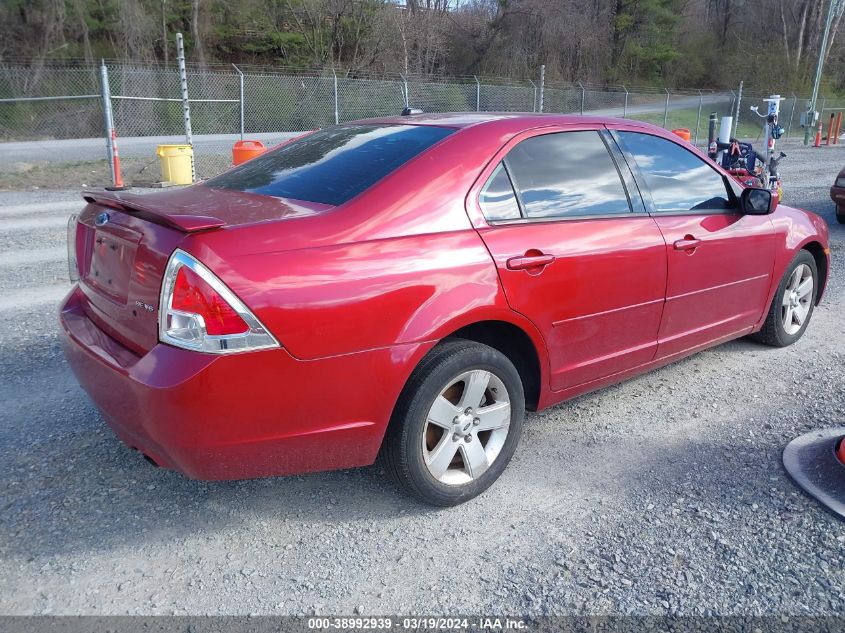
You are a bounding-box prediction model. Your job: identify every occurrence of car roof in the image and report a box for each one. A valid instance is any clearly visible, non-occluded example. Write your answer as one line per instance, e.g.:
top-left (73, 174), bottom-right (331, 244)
top-left (350, 111), bottom-right (654, 132)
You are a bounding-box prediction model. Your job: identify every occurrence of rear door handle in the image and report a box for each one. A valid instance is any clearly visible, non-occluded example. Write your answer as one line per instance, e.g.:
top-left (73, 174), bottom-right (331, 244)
top-left (673, 236), bottom-right (701, 251)
top-left (506, 254), bottom-right (555, 271)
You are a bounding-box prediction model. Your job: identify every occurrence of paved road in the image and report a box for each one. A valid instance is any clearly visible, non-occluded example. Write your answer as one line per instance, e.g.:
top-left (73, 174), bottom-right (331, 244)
top-left (0, 95), bottom-right (732, 167)
top-left (0, 145), bottom-right (844, 616)
top-left (0, 133), bottom-right (301, 167)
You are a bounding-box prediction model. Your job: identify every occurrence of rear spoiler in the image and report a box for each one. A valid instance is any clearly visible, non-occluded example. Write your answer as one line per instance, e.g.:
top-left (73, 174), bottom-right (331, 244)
top-left (82, 191), bottom-right (225, 233)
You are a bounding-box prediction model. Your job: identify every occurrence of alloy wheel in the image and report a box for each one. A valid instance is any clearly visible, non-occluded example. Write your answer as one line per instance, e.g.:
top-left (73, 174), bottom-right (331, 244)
top-left (781, 263), bottom-right (814, 336)
top-left (422, 369), bottom-right (511, 486)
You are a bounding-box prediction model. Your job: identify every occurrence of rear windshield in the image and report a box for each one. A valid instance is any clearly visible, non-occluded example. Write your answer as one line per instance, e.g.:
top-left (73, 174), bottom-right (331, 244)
top-left (207, 124), bottom-right (454, 206)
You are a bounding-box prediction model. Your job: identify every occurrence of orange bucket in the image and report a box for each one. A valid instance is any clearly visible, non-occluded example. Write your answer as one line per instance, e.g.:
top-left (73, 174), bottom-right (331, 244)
top-left (232, 140), bottom-right (267, 166)
top-left (671, 128), bottom-right (691, 142)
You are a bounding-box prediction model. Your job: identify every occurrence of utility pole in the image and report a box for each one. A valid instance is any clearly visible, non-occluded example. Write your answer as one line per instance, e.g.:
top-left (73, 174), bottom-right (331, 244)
top-left (805, 0), bottom-right (845, 144)
top-left (161, 0), bottom-right (168, 65)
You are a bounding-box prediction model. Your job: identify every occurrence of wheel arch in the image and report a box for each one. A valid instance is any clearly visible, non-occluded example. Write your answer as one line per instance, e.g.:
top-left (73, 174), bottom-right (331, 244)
top-left (443, 320), bottom-right (544, 411)
top-left (386, 311), bottom-right (549, 439)
top-left (800, 240), bottom-right (829, 304)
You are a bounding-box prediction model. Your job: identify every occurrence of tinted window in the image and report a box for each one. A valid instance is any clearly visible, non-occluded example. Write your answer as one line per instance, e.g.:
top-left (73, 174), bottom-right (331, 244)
top-left (207, 124), bottom-right (454, 206)
top-left (504, 131), bottom-right (631, 219)
top-left (480, 163), bottom-right (521, 221)
top-left (617, 132), bottom-right (734, 213)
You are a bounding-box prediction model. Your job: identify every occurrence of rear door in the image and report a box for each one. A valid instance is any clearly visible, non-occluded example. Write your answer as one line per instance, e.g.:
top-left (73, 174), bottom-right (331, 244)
top-left (612, 129), bottom-right (777, 357)
top-left (468, 126), bottom-right (667, 391)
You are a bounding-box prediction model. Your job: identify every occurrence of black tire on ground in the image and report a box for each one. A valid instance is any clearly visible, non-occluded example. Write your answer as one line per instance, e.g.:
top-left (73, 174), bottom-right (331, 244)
top-left (380, 339), bottom-right (525, 506)
top-left (836, 205), bottom-right (845, 225)
top-left (752, 250), bottom-right (818, 348)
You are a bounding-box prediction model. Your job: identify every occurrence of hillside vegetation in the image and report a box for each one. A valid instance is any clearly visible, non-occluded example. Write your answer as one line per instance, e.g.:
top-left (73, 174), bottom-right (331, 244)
top-left (1, 0), bottom-right (843, 91)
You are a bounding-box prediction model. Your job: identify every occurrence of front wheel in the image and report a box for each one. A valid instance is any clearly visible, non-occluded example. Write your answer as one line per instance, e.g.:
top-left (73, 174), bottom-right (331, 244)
top-left (836, 205), bottom-right (845, 225)
top-left (752, 250), bottom-right (818, 347)
top-left (381, 339), bottom-right (525, 506)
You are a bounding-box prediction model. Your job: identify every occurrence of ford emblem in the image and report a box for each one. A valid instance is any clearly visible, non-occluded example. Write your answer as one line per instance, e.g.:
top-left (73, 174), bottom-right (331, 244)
top-left (95, 212), bottom-right (110, 227)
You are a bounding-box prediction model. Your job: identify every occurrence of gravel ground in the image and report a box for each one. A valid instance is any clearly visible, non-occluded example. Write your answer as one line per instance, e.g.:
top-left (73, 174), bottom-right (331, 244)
top-left (0, 144), bottom-right (844, 617)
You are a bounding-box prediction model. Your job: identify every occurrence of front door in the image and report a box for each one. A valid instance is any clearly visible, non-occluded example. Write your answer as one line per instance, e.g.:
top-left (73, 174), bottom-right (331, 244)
top-left (471, 127), bottom-right (667, 391)
top-left (613, 129), bottom-right (777, 358)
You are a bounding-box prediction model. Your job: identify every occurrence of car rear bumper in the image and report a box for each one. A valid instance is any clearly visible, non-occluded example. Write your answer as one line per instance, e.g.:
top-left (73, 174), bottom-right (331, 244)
top-left (60, 285), bottom-right (424, 480)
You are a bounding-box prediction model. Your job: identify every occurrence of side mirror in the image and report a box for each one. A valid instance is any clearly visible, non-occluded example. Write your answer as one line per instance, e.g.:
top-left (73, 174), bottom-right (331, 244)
top-left (740, 187), bottom-right (773, 215)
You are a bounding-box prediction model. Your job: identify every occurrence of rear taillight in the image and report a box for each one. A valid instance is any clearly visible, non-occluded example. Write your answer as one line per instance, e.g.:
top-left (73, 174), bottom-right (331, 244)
top-left (159, 249), bottom-right (278, 353)
top-left (67, 214), bottom-right (79, 283)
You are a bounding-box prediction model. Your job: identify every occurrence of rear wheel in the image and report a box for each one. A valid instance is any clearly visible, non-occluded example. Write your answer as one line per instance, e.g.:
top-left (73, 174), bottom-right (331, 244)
top-left (381, 339), bottom-right (524, 506)
top-left (836, 205), bottom-right (845, 225)
top-left (752, 250), bottom-right (817, 347)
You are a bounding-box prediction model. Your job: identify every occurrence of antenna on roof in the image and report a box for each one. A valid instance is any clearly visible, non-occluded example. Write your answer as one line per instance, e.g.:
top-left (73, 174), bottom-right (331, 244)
top-left (401, 107), bottom-right (423, 116)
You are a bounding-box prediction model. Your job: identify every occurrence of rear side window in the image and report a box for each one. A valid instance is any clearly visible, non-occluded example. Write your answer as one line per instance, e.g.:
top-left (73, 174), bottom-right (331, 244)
top-left (479, 163), bottom-right (521, 221)
top-left (617, 131), bottom-right (734, 213)
top-left (207, 124), bottom-right (454, 206)
top-left (504, 131), bottom-right (631, 219)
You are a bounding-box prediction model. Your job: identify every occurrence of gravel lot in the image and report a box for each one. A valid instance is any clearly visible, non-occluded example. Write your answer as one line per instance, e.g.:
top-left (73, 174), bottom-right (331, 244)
top-left (1, 143), bottom-right (844, 617)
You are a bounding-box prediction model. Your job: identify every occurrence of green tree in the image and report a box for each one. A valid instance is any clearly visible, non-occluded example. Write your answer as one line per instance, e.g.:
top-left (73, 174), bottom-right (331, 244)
top-left (610, 0), bottom-right (682, 82)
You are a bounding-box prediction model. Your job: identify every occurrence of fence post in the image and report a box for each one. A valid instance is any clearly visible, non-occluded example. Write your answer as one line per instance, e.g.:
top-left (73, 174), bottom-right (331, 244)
top-left (333, 69), bottom-right (339, 124)
top-left (578, 82), bottom-right (585, 115)
top-left (694, 89), bottom-right (703, 144)
top-left (786, 93), bottom-right (797, 141)
top-left (474, 75), bottom-right (480, 112)
top-left (528, 79), bottom-right (536, 113)
top-left (232, 63), bottom-right (244, 140)
top-left (99, 61), bottom-right (114, 178)
top-left (400, 74), bottom-right (409, 108)
top-left (538, 65), bottom-right (545, 113)
top-left (622, 85), bottom-right (628, 118)
top-left (175, 32), bottom-right (194, 182)
top-left (733, 80), bottom-right (743, 137)
top-left (663, 88), bottom-right (670, 128)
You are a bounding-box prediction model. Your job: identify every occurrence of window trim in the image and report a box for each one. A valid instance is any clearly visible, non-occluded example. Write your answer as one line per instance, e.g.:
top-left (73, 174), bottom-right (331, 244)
top-left (610, 129), bottom-right (740, 216)
top-left (483, 129), bottom-right (638, 225)
top-left (479, 161), bottom-right (524, 222)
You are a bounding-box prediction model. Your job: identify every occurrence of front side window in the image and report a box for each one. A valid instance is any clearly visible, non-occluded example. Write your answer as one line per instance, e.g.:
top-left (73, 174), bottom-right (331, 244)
top-left (616, 131), bottom-right (734, 213)
top-left (479, 163), bottom-right (521, 221)
top-left (503, 131), bottom-right (631, 219)
top-left (207, 124), bottom-right (454, 206)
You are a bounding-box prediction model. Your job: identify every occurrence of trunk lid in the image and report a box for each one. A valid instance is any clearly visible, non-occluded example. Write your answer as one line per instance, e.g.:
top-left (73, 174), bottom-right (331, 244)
top-left (75, 204), bottom-right (184, 355)
top-left (74, 186), bottom-right (329, 355)
top-left (83, 185), bottom-right (331, 231)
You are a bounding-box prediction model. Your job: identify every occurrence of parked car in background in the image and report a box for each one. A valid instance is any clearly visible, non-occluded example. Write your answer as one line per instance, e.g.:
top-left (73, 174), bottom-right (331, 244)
top-left (832, 165), bottom-right (845, 224)
top-left (60, 113), bottom-right (830, 506)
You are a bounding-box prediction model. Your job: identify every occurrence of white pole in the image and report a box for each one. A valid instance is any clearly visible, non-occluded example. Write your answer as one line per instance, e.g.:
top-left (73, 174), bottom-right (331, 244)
top-left (333, 69), bottom-right (339, 125)
top-left (232, 63), bottom-right (244, 140)
top-left (538, 65), bottom-right (545, 113)
top-left (99, 61), bottom-right (114, 177)
top-left (805, 0), bottom-right (841, 144)
top-left (175, 32), bottom-right (194, 182)
top-left (717, 116), bottom-right (732, 165)
top-left (733, 81), bottom-right (743, 137)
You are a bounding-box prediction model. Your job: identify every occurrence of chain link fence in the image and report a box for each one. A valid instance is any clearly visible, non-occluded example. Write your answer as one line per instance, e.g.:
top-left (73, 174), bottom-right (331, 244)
top-left (2, 60), bottom-right (843, 184)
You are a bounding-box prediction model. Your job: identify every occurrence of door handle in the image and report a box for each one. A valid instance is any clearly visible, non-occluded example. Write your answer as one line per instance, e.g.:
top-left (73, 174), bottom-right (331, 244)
top-left (673, 236), bottom-right (701, 251)
top-left (506, 253), bottom-right (555, 271)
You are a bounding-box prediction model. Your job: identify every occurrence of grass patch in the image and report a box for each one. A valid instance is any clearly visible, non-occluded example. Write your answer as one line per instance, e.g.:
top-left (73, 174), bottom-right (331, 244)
top-left (627, 107), bottom-right (767, 143)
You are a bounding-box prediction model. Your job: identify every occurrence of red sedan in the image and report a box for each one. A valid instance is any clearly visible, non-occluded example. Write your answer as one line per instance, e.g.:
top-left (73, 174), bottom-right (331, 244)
top-left (60, 113), bottom-right (830, 506)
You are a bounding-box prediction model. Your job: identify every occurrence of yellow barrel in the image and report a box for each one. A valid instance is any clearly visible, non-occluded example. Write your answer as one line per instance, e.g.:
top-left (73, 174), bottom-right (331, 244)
top-left (156, 144), bottom-right (193, 185)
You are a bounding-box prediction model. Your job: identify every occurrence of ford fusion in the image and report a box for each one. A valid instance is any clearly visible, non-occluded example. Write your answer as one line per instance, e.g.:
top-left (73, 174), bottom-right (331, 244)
top-left (60, 113), bottom-right (830, 506)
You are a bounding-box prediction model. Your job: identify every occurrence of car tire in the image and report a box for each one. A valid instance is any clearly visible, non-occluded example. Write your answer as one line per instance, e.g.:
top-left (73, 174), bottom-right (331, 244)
top-left (836, 205), bottom-right (845, 225)
top-left (752, 250), bottom-right (818, 348)
top-left (381, 339), bottom-right (525, 506)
